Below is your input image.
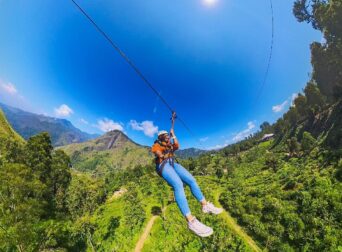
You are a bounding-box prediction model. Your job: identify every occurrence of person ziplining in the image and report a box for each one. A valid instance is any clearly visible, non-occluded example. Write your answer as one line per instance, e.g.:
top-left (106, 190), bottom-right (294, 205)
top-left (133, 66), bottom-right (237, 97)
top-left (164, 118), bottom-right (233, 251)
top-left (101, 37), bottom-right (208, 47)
top-left (70, 0), bottom-right (274, 238)
top-left (151, 112), bottom-right (223, 237)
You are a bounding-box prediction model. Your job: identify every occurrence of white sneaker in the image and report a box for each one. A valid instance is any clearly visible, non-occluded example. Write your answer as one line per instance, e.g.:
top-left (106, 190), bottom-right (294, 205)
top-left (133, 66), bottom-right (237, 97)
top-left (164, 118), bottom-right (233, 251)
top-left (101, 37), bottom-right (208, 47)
top-left (202, 202), bottom-right (223, 215)
top-left (188, 218), bottom-right (213, 237)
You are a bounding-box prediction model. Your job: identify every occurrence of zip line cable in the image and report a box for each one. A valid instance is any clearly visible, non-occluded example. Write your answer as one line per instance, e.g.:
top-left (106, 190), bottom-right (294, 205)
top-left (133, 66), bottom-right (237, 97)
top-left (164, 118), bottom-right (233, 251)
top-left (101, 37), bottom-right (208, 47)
top-left (70, 0), bottom-right (274, 147)
top-left (254, 0), bottom-right (274, 104)
top-left (69, 0), bottom-right (200, 143)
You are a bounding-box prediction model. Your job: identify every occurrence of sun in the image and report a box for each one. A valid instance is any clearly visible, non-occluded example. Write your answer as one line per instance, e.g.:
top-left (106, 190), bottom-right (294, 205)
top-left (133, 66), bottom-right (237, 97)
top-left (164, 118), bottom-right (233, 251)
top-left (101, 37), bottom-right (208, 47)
top-left (203, 0), bottom-right (218, 7)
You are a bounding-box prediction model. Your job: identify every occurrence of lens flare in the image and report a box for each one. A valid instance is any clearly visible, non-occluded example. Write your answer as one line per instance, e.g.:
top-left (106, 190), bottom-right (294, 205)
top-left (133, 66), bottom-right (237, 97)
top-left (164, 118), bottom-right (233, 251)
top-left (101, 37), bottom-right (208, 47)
top-left (203, 0), bottom-right (218, 7)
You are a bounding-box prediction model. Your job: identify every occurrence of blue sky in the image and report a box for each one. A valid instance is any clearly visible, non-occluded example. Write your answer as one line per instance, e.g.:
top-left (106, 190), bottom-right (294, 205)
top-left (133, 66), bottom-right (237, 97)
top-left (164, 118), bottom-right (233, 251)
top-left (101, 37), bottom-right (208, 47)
top-left (0, 0), bottom-right (321, 149)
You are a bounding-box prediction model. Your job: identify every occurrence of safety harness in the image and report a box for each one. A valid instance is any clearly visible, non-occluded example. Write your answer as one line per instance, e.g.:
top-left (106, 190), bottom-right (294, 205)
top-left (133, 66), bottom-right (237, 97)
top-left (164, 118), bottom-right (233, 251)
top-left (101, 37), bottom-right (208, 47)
top-left (154, 139), bottom-right (176, 177)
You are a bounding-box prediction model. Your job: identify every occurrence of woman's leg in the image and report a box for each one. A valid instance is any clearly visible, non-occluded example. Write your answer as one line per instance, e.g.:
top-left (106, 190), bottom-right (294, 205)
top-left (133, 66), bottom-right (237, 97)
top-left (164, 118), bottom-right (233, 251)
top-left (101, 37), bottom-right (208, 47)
top-left (173, 163), bottom-right (206, 203)
top-left (159, 162), bottom-right (192, 217)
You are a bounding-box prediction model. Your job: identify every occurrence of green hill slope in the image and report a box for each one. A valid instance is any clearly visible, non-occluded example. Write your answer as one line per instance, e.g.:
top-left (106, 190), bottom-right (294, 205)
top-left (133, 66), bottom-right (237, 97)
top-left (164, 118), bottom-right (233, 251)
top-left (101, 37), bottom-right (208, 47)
top-left (0, 108), bottom-right (24, 142)
top-left (218, 140), bottom-right (341, 251)
top-left (85, 173), bottom-right (258, 252)
top-left (61, 130), bottom-right (153, 174)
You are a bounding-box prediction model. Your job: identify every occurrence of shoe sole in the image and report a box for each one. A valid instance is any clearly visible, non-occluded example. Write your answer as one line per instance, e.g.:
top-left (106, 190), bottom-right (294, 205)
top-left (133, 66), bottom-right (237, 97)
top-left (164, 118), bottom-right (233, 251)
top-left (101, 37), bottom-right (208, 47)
top-left (189, 228), bottom-right (214, 237)
top-left (203, 209), bottom-right (224, 215)
top-left (198, 229), bottom-right (213, 237)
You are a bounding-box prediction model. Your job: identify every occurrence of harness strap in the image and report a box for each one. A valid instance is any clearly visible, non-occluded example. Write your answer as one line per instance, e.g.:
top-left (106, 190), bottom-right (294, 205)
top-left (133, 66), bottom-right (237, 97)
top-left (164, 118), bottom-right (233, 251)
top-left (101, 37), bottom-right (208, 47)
top-left (157, 157), bottom-right (175, 177)
top-left (154, 139), bottom-right (174, 165)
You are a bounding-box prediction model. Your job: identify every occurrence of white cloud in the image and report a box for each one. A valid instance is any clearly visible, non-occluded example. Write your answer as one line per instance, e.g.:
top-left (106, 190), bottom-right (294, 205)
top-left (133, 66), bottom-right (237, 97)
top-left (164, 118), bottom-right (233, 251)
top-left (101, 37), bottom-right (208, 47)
top-left (232, 121), bottom-right (256, 142)
top-left (96, 118), bottom-right (124, 132)
top-left (272, 93), bottom-right (299, 113)
top-left (129, 120), bottom-right (158, 137)
top-left (207, 124), bottom-right (258, 150)
top-left (0, 80), bottom-right (36, 112)
top-left (1, 82), bottom-right (17, 95)
top-left (207, 143), bottom-right (228, 150)
top-left (54, 104), bottom-right (74, 117)
top-left (272, 100), bottom-right (288, 113)
top-left (200, 137), bottom-right (209, 142)
top-left (79, 118), bottom-right (89, 125)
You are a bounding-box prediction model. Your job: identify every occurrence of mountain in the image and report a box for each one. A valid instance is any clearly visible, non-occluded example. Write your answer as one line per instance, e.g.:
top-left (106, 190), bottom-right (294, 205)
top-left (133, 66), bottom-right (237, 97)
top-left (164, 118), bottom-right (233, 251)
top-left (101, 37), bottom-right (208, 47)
top-left (0, 103), bottom-right (98, 146)
top-left (60, 130), bottom-right (153, 174)
top-left (0, 108), bottom-right (24, 142)
top-left (176, 147), bottom-right (207, 159)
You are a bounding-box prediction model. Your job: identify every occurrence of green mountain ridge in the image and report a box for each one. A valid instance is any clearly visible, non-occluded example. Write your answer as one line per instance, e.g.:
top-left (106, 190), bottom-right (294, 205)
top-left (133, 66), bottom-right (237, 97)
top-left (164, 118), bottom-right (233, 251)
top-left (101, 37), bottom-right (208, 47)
top-left (175, 147), bottom-right (208, 159)
top-left (0, 102), bottom-right (98, 147)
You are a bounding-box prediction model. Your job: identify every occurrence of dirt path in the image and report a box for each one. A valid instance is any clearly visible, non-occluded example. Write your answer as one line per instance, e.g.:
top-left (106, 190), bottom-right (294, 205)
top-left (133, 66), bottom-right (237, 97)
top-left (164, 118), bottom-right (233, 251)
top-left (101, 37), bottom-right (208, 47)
top-left (134, 216), bottom-right (158, 252)
top-left (134, 207), bottom-right (166, 252)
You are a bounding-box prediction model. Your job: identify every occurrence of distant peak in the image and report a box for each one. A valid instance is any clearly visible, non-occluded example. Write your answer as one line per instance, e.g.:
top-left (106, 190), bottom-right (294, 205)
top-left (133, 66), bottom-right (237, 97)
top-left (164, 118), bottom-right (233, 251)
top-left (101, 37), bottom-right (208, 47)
top-left (103, 129), bottom-right (125, 137)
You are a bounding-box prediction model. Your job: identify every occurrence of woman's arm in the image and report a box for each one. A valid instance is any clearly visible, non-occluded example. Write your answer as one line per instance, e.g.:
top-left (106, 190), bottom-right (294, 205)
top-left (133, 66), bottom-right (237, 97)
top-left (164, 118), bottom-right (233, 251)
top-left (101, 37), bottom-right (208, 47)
top-left (170, 128), bottom-right (179, 150)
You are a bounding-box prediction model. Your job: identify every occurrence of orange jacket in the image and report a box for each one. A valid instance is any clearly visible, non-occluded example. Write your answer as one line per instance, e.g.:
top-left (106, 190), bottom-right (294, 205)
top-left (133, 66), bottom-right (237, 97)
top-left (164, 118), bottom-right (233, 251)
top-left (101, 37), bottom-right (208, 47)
top-left (151, 140), bottom-right (179, 164)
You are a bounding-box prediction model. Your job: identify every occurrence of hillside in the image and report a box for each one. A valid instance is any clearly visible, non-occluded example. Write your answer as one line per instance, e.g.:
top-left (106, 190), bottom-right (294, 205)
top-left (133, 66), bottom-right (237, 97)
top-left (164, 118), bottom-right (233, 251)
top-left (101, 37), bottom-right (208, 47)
top-left (215, 139), bottom-right (341, 251)
top-left (178, 101), bottom-right (342, 251)
top-left (0, 102), bottom-right (98, 146)
top-left (61, 130), bottom-right (153, 174)
top-left (0, 108), bottom-right (24, 142)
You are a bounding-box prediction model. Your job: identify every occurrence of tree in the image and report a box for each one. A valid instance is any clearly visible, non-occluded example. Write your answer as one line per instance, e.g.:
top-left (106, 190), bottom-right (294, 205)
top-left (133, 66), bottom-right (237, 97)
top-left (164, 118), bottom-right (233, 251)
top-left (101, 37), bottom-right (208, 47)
top-left (304, 82), bottom-right (325, 110)
top-left (25, 132), bottom-right (53, 185)
top-left (231, 145), bottom-right (241, 156)
top-left (293, 0), bottom-right (342, 100)
top-left (215, 167), bottom-right (224, 179)
top-left (66, 173), bottom-right (106, 219)
top-left (293, 94), bottom-right (307, 117)
top-left (51, 150), bottom-right (72, 214)
top-left (274, 118), bottom-right (286, 136)
top-left (301, 131), bottom-right (316, 154)
top-left (260, 122), bottom-right (272, 133)
top-left (287, 137), bottom-right (300, 156)
top-left (284, 107), bottom-right (299, 127)
top-left (151, 206), bottom-right (162, 216)
top-left (123, 185), bottom-right (145, 233)
top-left (0, 163), bottom-right (46, 251)
top-left (3, 138), bottom-right (25, 164)
top-left (310, 41), bottom-right (342, 100)
top-left (265, 153), bottom-right (279, 172)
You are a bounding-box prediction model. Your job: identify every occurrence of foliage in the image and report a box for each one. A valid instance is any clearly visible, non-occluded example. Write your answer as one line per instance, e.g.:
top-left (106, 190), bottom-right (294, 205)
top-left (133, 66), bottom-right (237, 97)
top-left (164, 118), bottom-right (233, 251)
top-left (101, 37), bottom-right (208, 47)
top-left (218, 144), bottom-right (341, 251)
top-left (301, 131), bottom-right (316, 153)
top-left (0, 124), bottom-right (75, 250)
top-left (287, 137), bottom-right (300, 156)
top-left (293, 0), bottom-right (342, 100)
top-left (66, 172), bottom-right (106, 220)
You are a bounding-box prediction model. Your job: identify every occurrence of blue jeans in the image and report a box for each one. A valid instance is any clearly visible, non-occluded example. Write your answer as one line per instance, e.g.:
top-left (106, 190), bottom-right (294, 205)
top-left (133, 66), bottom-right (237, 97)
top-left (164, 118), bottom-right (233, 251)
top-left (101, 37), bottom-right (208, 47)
top-left (156, 161), bottom-right (205, 216)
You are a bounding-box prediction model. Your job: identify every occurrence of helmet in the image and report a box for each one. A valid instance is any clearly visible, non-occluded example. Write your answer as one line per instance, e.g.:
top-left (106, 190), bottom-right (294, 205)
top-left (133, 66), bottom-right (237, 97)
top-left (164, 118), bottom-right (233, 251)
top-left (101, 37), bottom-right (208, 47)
top-left (158, 130), bottom-right (168, 137)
